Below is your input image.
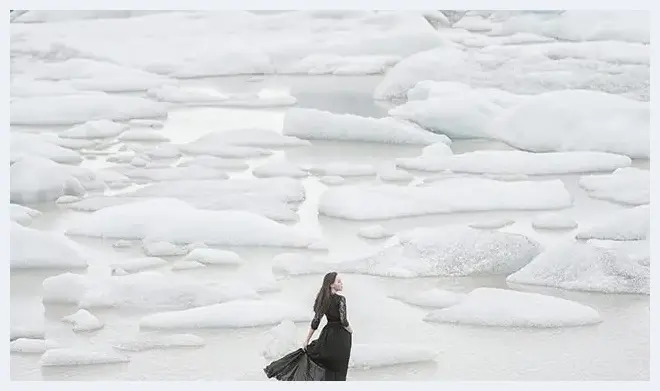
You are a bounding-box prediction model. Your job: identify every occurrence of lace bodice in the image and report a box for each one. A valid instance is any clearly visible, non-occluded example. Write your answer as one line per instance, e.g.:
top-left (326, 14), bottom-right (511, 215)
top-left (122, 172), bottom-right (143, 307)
top-left (311, 293), bottom-right (349, 330)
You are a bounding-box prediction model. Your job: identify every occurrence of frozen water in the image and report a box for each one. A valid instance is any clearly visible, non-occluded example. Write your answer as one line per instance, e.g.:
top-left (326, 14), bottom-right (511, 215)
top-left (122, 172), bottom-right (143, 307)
top-left (357, 225), bottom-right (393, 240)
top-left (253, 161), bottom-right (308, 178)
top-left (576, 205), bottom-right (649, 241)
top-left (171, 261), bottom-right (206, 271)
top-left (424, 288), bottom-right (602, 327)
top-left (308, 162), bottom-right (377, 177)
top-left (59, 120), bottom-right (128, 139)
top-left (11, 339), bottom-right (60, 354)
top-left (468, 219), bottom-right (515, 229)
top-left (389, 288), bottom-right (466, 309)
top-left (532, 213), bottom-right (578, 230)
top-left (11, 222), bottom-right (88, 270)
top-left (9, 204), bottom-right (41, 226)
top-left (110, 257), bottom-right (168, 274)
top-left (113, 334), bottom-right (205, 351)
top-left (178, 156), bottom-right (249, 170)
top-left (147, 85), bottom-right (297, 107)
top-left (142, 241), bottom-right (189, 257)
top-left (119, 129), bottom-right (170, 142)
top-left (11, 132), bottom-right (83, 164)
top-left (579, 167), bottom-right (649, 205)
top-left (183, 249), bottom-right (243, 266)
top-left (62, 309), bottom-right (104, 332)
top-left (40, 347), bottom-right (129, 367)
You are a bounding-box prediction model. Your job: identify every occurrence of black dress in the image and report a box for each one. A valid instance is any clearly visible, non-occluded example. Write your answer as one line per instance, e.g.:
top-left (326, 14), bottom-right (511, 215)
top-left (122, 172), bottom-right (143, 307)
top-left (264, 294), bottom-right (353, 381)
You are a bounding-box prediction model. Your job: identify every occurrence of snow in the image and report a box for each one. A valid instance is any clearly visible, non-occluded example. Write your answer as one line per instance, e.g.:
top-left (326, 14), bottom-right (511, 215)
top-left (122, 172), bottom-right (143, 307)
top-left (113, 240), bottom-right (133, 248)
top-left (421, 142), bottom-right (454, 157)
top-left (11, 222), bottom-right (88, 270)
top-left (40, 347), bottom-right (129, 367)
top-left (579, 168), bottom-right (649, 206)
top-left (62, 309), bottom-right (104, 332)
top-left (11, 94), bottom-right (168, 125)
top-left (189, 128), bottom-right (310, 148)
top-left (423, 288), bottom-right (602, 327)
top-left (11, 132), bottom-right (83, 164)
top-left (144, 145), bottom-right (181, 159)
top-left (129, 119), bottom-right (164, 128)
top-left (41, 134), bottom-right (99, 150)
top-left (65, 199), bottom-right (314, 247)
top-left (357, 225), bottom-right (393, 240)
top-left (308, 162), bottom-right (377, 177)
top-left (283, 54), bottom-right (401, 75)
top-left (130, 157), bottom-right (148, 167)
top-left (320, 176), bottom-right (345, 186)
top-left (119, 129), bottom-right (170, 142)
top-left (142, 241), bottom-right (188, 257)
top-left (10, 204), bottom-right (41, 226)
top-left (10, 339), bottom-right (60, 354)
top-left (120, 178), bottom-right (304, 221)
top-left (378, 165), bottom-right (414, 182)
top-left (507, 242), bottom-right (650, 294)
top-left (469, 219), bottom-right (515, 229)
top-left (319, 178), bottom-right (572, 220)
top-left (253, 161), bottom-right (309, 178)
top-left (397, 150), bottom-right (632, 175)
top-left (178, 156), bottom-right (249, 170)
top-left (350, 344), bottom-right (437, 369)
top-left (97, 170), bottom-right (132, 189)
top-left (56, 195), bottom-right (82, 204)
top-left (272, 253), bottom-right (329, 276)
top-left (140, 300), bottom-right (312, 329)
top-left (487, 90), bottom-right (649, 159)
top-left (262, 320), bottom-right (298, 360)
top-left (588, 240), bottom-right (650, 266)
top-left (42, 271), bottom-right (259, 309)
top-left (576, 205), bottom-right (649, 241)
top-left (171, 261), bottom-right (206, 271)
top-left (337, 226), bottom-right (541, 278)
top-left (11, 301), bottom-right (46, 340)
top-left (110, 257), bottom-right (168, 273)
top-left (389, 288), bottom-right (466, 308)
top-left (183, 249), bottom-right (244, 266)
top-left (59, 120), bottom-right (128, 139)
top-left (179, 140), bottom-right (272, 159)
top-left (113, 334), bottom-right (205, 351)
top-left (147, 85), bottom-right (297, 107)
top-left (125, 166), bottom-right (228, 182)
top-left (10, 77), bottom-right (95, 97)
top-left (283, 108), bottom-right (451, 145)
top-left (10, 157), bottom-right (93, 203)
top-left (532, 213), bottom-right (578, 230)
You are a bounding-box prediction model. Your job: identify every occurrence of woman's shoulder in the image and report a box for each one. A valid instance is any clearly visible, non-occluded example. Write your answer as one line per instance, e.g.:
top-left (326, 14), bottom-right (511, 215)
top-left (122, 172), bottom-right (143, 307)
top-left (332, 293), bottom-right (346, 300)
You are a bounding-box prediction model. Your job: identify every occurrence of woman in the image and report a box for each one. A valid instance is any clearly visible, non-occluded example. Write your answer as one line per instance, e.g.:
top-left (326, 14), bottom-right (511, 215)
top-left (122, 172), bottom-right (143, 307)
top-left (264, 272), bottom-right (353, 381)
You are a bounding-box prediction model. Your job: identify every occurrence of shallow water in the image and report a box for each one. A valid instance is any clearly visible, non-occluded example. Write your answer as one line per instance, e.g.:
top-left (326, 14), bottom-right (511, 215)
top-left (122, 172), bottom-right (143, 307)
top-left (10, 75), bottom-right (649, 381)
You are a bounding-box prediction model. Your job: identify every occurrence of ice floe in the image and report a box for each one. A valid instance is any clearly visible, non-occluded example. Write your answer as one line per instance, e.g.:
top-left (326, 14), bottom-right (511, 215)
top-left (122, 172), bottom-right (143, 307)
top-left (11, 222), bottom-right (88, 270)
top-left (40, 347), bottom-right (129, 367)
top-left (575, 205), bottom-right (649, 241)
top-left (113, 334), bottom-right (205, 351)
top-left (9, 204), bottom-right (41, 226)
top-left (59, 120), bottom-right (128, 139)
top-left (389, 288), bottom-right (466, 308)
top-left (62, 309), bottom-right (104, 332)
top-left (532, 213), bottom-right (578, 230)
top-left (11, 132), bottom-right (83, 164)
top-left (579, 167), bottom-right (649, 205)
top-left (182, 248), bottom-right (244, 266)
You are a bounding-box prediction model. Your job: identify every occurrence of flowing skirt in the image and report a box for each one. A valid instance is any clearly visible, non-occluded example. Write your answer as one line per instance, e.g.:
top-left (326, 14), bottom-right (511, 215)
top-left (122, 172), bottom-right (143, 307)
top-left (264, 322), bottom-right (352, 381)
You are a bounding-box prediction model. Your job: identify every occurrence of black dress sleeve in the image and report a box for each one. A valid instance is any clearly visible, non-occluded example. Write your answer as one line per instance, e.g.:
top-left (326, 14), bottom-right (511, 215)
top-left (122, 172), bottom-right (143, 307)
top-left (338, 296), bottom-right (350, 328)
top-left (311, 311), bottom-right (323, 330)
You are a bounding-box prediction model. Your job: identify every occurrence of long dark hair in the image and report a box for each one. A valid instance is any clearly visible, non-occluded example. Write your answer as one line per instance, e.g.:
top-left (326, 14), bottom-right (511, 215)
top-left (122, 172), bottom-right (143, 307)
top-left (313, 272), bottom-right (337, 314)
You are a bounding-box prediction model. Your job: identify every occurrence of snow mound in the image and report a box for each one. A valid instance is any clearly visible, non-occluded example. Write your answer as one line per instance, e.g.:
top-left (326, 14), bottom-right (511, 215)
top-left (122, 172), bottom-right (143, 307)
top-left (350, 344), bottom-right (437, 369)
top-left (62, 309), bottom-right (104, 332)
top-left (579, 167), bottom-right (649, 205)
top-left (389, 288), bottom-right (466, 309)
top-left (183, 248), bottom-right (243, 265)
top-left (11, 222), bottom-right (88, 270)
top-left (40, 347), bottom-right (129, 367)
top-left (147, 85), bottom-right (297, 107)
top-left (11, 301), bottom-right (45, 340)
top-left (171, 261), bottom-right (206, 270)
top-left (188, 128), bottom-right (310, 148)
top-left (10, 204), bottom-right (41, 226)
top-left (337, 226), bottom-right (541, 278)
top-left (119, 129), bottom-right (170, 142)
top-left (11, 132), bottom-right (83, 164)
top-left (178, 156), bottom-right (249, 170)
top-left (11, 94), bottom-right (168, 125)
top-left (144, 144), bottom-right (181, 159)
top-left (253, 161), bottom-right (308, 178)
top-left (11, 339), bottom-right (60, 354)
top-left (576, 205), bottom-right (649, 240)
top-left (397, 150), bottom-right (631, 175)
top-left (487, 90), bottom-right (649, 159)
top-left (422, 141), bottom-right (454, 157)
top-left (308, 162), bottom-right (376, 177)
top-left (42, 271), bottom-right (259, 309)
top-left (532, 213), bottom-right (578, 230)
top-left (319, 178), bottom-right (572, 220)
top-left (113, 334), bottom-right (205, 351)
top-left (588, 239), bottom-right (650, 266)
top-left (378, 165), bottom-right (414, 182)
top-left (59, 120), bottom-right (128, 139)
top-left (468, 219), bottom-right (515, 229)
top-left (56, 195), bottom-right (82, 204)
top-left (179, 141), bottom-right (272, 159)
top-left (263, 320), bottom-right (298, 360)
top-left (113, 240), bottom-right (133, 248)
top-left (10, 77), bottom-right (95, 97)
top-left (320, 176), bottom-right (345, 186)
top-left (140, 300), bottom-right (312, 329)
top-left (358, 225), bottom-right (393, 240)
top-left (283, 54), bottom-right (401, 75)
top-left (507, 242), bottom-right (649, 294)
top-left (424, 288), bottom-right (602, 327)
top-left (142, 241), bottom-right (188, 257)
top-left (111, 257), bottom-right (167, 273)
top-left (125, 166), bottom-right (228, 182)
top-left (97, 170), bottom-right (132, 189)
top-left (283, 108), bottom-right (450, 145)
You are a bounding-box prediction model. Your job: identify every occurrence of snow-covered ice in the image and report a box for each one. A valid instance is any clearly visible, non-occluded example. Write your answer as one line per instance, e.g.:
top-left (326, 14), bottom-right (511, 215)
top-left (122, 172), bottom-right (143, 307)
top-left (119, 129), bottom-right (170, 142)
top-left (59, 120), bottom-right (128, 139)
top-left (110, 257), bottom-right (168, 274)
top-left (56, 195), bottom-right (82, 204)
top-left (507, 242), bottom-right (649, 294)
top-left (468, 219), bottom-right (515, 229)
top-left (178, 156), bottom-right (249, 170)
top-left (319, 178), bottom-right (572, 220)
top-left (42, 271), bottom-right (259, 309)
top-left (320, 176), bottom-right (345, 186)
top-left (424, 288), bottom-right (602, 327)
top-left (588, 239), bottom-right (650, 266)
top-left (144, 144), bottom-right (181, 159)
top-left (140, 300), bottom-right (312, 329)
top-left (532, 213), bottom-right (578, 230)
top-left (253, 161), bottom-right (309, 178)
top-left (357, 225), bottom-right (393, 240)
top-left (397, 150), bottom-right (631, 175)
top-left (40, 347), bottom-right (129, 367)
top-left (10, 157), bottom-right (96, 203)
top-left (11, 132), bottom-right (83, 164)
top-left (389, 288), bottom-right (466, 309)
top-left (272, 253), bottom-right (330, 276)
top-left (11, 339), bottom-right (60, 354)
top-left (282, 54), bottom-right (401, 75)
top-left (125, 166), bottom-right (228, 182)
top-left (113, 334), bottom-right (205, 351)
top-left (283, 108), bottom-right (451, 145)
top-left (10, 94), bottom-right (168, 125)
top-left (262, 320), bottom-right (298, 360)
top-left (147, 85), bottom-right (297, 107)
top-left (11, 301), bottom-right (46, 340)
top-left (11, 222), bottom-right (88, 270)
top-left (10, 204), bottom-right (41, 226)
top-left (183, 248), bottom-right (243, 266)
top-left (129, 119), bottom-right (164, 128)
top-left (179, 140), bottom-right (272, 159)
top-left (62, 309), bottom-right (104, 332)
top-left (579, 168), bottom-right (649, 205)
top-left (113, 240), bottom-right (133, 248)
top-left (308, 162), bottom-right (377, 177)
top-left (142, 241), bottom-right (189, 257)
top-left (171, 261), bottom-right (206, 271)
top-left (350, 344), bottom-right (438, 369)
top-left (187, 128), bottom-right (310, 148)
top-left (576, 205), bottom-right (649, 241)
top-left (336, 226), bottom-right (541, 278)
